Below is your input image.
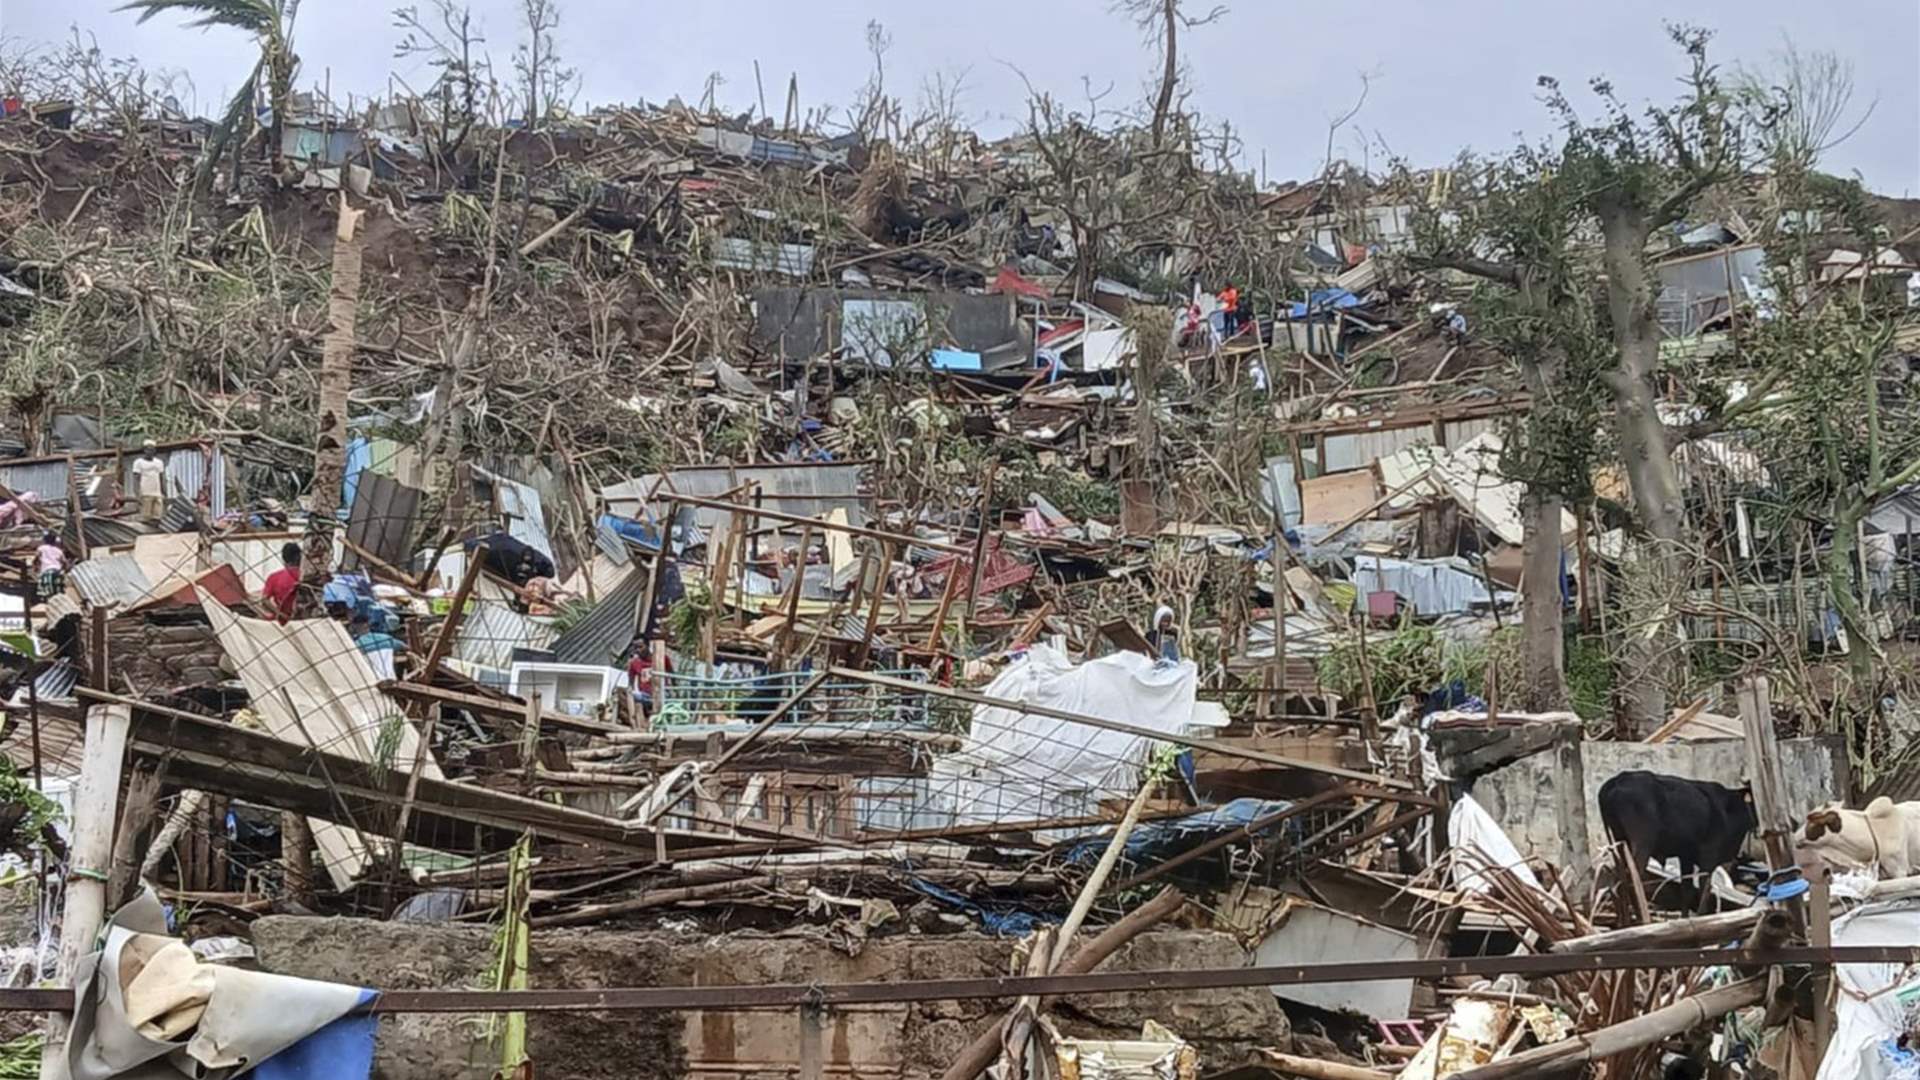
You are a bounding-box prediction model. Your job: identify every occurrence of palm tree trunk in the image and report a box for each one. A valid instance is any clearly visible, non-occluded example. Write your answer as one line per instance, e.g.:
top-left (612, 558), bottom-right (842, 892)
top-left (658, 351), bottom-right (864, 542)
top-left (306, 196), bottom-right (364, 586)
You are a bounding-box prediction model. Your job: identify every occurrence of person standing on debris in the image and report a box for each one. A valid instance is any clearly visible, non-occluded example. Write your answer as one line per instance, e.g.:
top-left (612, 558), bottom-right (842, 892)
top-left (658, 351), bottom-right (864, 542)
top-left (35, 531), bottom-right (65, 600)
top-left (1219, 283), bottom-right (1242, 338)
top-left (131, 440), bottom-right (168, 522)
top-left (1146, 604), bottom-right (1180, 663)
top-left (263, 542), bottom-right (302, 624)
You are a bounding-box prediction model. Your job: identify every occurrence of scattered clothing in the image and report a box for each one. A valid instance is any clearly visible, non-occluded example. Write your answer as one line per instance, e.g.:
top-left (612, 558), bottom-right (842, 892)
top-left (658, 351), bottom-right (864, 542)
top-left (0, 492), bottom-right (39, 528)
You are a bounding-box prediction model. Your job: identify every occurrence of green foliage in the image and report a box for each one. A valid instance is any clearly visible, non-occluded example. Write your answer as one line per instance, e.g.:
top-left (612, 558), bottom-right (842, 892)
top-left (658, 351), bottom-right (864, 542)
top-left (368, 713), bottom-right (408, 783)
top-left (665, 582), bottom-right (712, 656)
top-left (0, 758), bottom-right (63, 842)
top-left (0, 1033), bottom-right (44, 1079)
top-left (1317, 623), bottom-right (1519, 710)
top-left (1565, 634), bottom-right (1614, 728)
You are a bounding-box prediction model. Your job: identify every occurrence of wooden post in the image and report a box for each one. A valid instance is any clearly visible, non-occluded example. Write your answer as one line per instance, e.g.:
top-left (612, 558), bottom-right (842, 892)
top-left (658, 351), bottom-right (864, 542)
top-left (853, 542), bottom-right (894, 670)
top-left (775, 524), bottom-right (815, 662)
top-left (520, 690), bottom-right (543, 789)
top-left (65, 454), bottom-right (88, 560)
top-left (39, 703), bottom-right (131, 1080)
top-left (962, 467), bottom-right (995, 626)
top-left (798, 1002), bottom-right (825, 1080)
top-left (1810, 864), bottom-right (1835, 1061)
top-left (1270, 526), bottom-right (1287, 719)
top-left (1738, 677), bottom-right (1796, 871)
top-left (417, 543), bottom-right (486, 680)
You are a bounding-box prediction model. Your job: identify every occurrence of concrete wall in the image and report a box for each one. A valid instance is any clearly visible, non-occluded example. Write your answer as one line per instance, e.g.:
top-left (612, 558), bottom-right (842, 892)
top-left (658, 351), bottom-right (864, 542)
top-left (1467, 735), bottom-right (1846, 889)
top-left (250, 918), bottom-right (1290, 1080)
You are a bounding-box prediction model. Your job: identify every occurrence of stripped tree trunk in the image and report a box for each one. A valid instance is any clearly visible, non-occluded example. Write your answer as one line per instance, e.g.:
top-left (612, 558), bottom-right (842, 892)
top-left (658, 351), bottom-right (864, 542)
top-left (305, 196), bottom-right (365, 593)
top-left (1598, 200), bottom-right (1685, 735)
top-left (1520, 491), bottom-right (1569, 712)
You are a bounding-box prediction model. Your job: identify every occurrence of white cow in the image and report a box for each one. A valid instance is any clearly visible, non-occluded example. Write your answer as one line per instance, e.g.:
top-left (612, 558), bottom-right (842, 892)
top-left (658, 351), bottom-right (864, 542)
top-left (1797, 797), bottom-right (1920, 878)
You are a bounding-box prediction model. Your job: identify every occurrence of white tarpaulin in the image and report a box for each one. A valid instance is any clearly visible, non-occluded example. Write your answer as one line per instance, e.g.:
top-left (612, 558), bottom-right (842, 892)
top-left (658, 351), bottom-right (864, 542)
top-left (65, 889), bottom-right (372, 1079)
top-left (201, 598), bottom-right (440, 888)
top-left (923, 645), bottom-right (1213, 828)
top-left (1816, 900), bottom-right (1920, 1080)
top-left (1448, 794), bottom-right (1545, 895)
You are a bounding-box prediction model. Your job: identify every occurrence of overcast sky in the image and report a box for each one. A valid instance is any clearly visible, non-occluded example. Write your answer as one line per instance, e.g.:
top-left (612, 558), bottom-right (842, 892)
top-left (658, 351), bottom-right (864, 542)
top-left (6, 0), bottom-right (1917, 194)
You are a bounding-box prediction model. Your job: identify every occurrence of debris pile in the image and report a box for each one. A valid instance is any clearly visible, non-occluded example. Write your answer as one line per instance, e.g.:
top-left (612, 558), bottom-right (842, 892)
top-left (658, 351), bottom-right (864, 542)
top-left (2, 18), bottom-right (1920, 1080)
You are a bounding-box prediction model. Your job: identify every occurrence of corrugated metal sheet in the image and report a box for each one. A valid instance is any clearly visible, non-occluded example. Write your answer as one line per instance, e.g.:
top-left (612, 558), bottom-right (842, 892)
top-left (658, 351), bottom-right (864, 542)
top-left (1321, 418), bottom-right (1497, 474)
top-left (0, 460), bottom-right (71, 501)
top-left (122, 447), bottom-right (227, 520)
top-left (603, 463), bottom-right (868, 531)
top-left (343, 470), bottom-right (423, 572)
top-left (453, 579), bottom-right (558, 670)
top-left (69, 554), bottom-right (156, 609)
top-left (209, 537), bottom-right (289, 593)
top-left (474, 465), bottom-right (553, 560)
top-left (549, 566), bottom-right (643, 666)
top-left (713, 237), bottom-right (815, 277)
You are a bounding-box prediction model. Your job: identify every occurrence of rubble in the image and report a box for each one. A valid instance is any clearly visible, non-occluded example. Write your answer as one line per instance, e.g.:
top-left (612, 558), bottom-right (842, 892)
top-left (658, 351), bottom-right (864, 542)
top-left (0, 12), bottom-right (1919, 1080)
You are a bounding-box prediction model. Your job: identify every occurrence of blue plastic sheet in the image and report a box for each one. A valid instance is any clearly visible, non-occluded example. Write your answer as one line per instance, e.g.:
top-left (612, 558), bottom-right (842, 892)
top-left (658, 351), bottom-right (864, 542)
top-left (905, 877), bottom-right (1055, 936)
top-left (1062, 798), bottom-right (1298, 867)
top-left (252, 988), bottom-right (380, 1080)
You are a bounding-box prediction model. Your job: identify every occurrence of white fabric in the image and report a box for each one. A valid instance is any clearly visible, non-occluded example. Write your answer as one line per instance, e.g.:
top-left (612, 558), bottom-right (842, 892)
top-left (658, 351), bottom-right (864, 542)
top-left (1815, 900), bottom-right (1920, 1080)
top-left (66, 889), bottom-right (366, 1079)
top-left (924, 645), bottom-right (1207, 828)
top-left (1448, 794), bottom-right (1546, 895)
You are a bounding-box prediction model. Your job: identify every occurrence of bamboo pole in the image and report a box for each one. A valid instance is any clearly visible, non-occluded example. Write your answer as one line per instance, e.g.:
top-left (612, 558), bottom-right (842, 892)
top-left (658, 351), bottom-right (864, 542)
top-left (939, 886), bottom-right (1187, 1080)
top-left (40, 704), bottom-right (131, 1080)
top-left (1546, 907), bottom-right (1764, 955)
top-left (1257, 1052), bottom-right (1393, 1080)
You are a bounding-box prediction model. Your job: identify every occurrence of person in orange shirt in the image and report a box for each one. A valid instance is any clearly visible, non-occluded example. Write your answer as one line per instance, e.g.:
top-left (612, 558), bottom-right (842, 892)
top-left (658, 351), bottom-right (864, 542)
top-left (1219, 284), bottom-right (1241, 338)
top-left (262, 542), bottom-right (302, 623)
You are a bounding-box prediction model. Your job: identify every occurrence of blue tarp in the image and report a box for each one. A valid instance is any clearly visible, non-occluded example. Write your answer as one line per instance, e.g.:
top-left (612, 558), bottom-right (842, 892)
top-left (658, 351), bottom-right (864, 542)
top-left (1285, 289), bottom-right (1364, 320)
top-left (339, 437), bottom-right (373, 517)
top-left (252, 988), bottom-right (380, 1080)
top-left (905, 877), bottom-right (1055, 936)
top-left (599, 512), bottom-right (662, 552)
top-left (930, 349), bottom-right (983, 371)
top-left (1063, 798), bottom-right (1298, 867)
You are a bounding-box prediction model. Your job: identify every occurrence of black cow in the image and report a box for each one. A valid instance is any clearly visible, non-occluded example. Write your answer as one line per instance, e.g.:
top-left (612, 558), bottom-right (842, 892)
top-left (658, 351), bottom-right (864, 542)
top-left (1597, 770), bottom-right (1756, 915)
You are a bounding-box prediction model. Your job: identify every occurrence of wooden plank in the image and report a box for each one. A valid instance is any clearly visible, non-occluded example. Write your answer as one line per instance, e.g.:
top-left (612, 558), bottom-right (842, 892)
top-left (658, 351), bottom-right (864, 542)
top-left (1299, 470), bottom-right (1380, 526)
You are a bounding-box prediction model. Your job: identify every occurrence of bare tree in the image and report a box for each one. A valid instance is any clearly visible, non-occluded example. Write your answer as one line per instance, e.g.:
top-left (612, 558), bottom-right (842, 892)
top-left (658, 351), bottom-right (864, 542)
top-left (1112, 0), bottom-right (1226, 148)
top-left (393, 0), bottom-right (491, 167)
top-left (512, 0), bottom-right (576, 128)
top-left (1734, 39), bottom-right (1876, 171)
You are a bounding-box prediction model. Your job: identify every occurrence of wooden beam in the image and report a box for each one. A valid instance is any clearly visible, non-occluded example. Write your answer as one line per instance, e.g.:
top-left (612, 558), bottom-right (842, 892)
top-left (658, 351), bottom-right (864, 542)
top-left (659, 493), bottom-right (969, 555)
top-left (382, 681), bottom-right (625, 735)
top-left (645, 672), bottom-right (830, 828)
top-left (417, 543), bottom-right (486, 679)
top-left (827, 667), bottom-right (1411, 788)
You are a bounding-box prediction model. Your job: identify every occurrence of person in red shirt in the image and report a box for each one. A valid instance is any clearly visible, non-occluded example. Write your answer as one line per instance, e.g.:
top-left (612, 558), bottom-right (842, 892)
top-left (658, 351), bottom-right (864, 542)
top-left (262, 542), bottom-right (303, 623)
top-left (626, 644), bottom-right (670, 720)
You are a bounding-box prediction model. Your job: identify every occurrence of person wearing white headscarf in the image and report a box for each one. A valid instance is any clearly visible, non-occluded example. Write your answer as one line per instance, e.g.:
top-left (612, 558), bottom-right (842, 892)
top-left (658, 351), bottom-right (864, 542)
top-left (1146, 604), bottom-right (1179, 662)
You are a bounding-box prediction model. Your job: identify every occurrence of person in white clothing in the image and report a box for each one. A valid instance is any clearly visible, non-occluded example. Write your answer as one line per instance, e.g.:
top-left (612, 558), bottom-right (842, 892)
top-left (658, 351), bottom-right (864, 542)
top-left (131, 439), bottom-right (167, 522)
